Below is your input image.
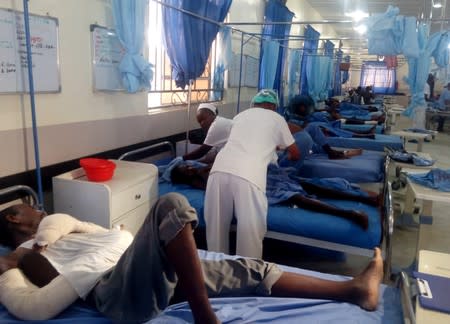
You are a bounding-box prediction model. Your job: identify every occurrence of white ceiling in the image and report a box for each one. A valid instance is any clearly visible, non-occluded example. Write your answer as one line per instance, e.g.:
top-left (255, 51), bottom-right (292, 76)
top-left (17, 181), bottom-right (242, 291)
top-left (302, 0), bottom-right (450, 67)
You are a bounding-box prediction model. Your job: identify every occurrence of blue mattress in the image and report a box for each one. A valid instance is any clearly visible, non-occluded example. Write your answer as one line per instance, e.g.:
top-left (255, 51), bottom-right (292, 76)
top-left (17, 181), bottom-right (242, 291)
top-left (341, 123), bottom-right (384, 134)
top-left (159, 183), bottom-right (382, 250)
top-left (327, 134), bottom-right (403, 151)
top-left (0, 249), bottom-right (403, 323)
top-left (299, 151), bottom-right (385, 183)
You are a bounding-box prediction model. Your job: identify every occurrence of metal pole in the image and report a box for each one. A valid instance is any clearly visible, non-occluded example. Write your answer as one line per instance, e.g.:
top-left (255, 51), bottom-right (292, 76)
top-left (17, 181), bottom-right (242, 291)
top-left (185, 79), bottom-right (193, 154)
top-left (236, 32), bottom-right (245, 113)
top-left (23, 0), bottom-right (44, 209)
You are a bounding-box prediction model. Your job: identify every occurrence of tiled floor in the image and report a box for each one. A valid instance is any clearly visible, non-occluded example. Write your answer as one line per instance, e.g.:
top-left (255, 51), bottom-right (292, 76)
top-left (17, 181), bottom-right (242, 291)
top-left (262, 113), bottom-right (450, 282)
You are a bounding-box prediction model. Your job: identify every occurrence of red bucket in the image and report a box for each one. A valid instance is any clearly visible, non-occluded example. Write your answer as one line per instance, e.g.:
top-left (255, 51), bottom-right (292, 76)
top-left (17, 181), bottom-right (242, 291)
top-left (79, 158), bottom-right (116, 182)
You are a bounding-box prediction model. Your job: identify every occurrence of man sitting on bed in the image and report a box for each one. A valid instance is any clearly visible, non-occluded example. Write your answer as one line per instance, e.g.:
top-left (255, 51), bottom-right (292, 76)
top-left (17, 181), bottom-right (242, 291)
top-left (0, 195), bottom-right (383, 323)
top-left (168, 159), bottom-right (379, 230)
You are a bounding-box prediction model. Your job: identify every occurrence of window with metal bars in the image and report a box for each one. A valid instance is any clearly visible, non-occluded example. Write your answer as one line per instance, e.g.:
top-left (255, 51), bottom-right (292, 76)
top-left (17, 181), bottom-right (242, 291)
top-left (147, 1), bottom-right (222, 109)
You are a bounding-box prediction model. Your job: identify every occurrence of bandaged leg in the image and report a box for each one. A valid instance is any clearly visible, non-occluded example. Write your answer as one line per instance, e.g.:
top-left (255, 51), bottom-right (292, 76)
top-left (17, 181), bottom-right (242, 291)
top-left (0, 269), bottom-right (78, 320)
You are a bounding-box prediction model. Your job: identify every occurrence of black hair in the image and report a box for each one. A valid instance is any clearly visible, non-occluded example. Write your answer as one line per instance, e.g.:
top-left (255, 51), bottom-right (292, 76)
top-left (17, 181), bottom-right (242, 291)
top-left (0, 205), bottom-right (20, 248)
top-left (170, 165), bottom-right (189, 185)
top-left (285, 95), bottom-right (314, 121)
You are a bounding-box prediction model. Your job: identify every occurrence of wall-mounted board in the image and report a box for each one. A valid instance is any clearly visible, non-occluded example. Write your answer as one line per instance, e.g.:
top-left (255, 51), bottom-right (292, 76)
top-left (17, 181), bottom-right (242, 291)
top-left (90, 24), bottom-right (125, 91)
top-left (0, 8), bottom-right (60, 93)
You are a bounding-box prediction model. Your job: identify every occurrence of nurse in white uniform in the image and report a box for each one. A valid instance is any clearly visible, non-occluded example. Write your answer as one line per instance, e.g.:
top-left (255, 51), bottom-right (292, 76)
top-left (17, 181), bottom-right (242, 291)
top-left (204, 90), bottom-right (300, 258)
top-left (183, 103), bottom-right (233, 163)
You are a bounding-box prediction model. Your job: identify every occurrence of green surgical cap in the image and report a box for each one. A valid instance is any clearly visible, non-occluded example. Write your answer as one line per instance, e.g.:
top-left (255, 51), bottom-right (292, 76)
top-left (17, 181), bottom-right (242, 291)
top-left (252, 89), bottom-right (279, 107)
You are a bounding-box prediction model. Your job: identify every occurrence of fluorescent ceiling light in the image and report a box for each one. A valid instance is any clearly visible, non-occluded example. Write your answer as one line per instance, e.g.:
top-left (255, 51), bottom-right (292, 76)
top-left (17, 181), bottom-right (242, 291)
top-left (354, 24), bottom-right (367, 34)
top-left (345, 10), bottom-right (369, 22)
top-left (433, 0), bottom-right (443, 8)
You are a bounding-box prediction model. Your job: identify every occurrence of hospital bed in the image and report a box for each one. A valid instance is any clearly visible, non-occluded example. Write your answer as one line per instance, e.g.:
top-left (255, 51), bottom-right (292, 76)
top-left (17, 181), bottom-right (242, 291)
top-left (119, 142), bottom-right (394, 278)
top-left (298, 150), bottom-right (387, 184)
top-left (326, 133), bottom-right (403, 151)
top-left (341, 123), bottom-right (385, 134)
top-left (0, 185), bottom-right (413, 323)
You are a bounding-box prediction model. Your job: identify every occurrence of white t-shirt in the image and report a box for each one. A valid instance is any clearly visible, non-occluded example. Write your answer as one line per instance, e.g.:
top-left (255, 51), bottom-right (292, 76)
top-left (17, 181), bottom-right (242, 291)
top-left (211, 108), bottom-right (295, 192)
top-left (20, 230), bottom-right (133, 298)
top-left (438, 88), bottom-right (450, 110)
top-left (424, 83), bottom-right (430, 97)
top-left (204, 116), bottom-right (233, 150)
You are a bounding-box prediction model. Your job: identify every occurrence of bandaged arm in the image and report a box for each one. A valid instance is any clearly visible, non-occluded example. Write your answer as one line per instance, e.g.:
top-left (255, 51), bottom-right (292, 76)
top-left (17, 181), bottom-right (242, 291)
top-left (0, 269), bottom-right (78, 320)
top-left (35, 213), bottom-right (108, 247)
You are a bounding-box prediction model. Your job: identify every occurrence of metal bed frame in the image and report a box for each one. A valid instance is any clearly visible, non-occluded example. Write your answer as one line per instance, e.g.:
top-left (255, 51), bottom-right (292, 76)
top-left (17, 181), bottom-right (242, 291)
top-left (119, 141), bottom-right (395, 280)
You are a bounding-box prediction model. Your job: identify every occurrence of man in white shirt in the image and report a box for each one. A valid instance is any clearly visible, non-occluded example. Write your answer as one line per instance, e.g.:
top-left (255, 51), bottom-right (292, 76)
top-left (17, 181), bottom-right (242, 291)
top-left (183, 103), bottom-right (233, 163)
top-left (424, 82), bottom-right (431, 101)
top-left (204, 89), bottom-right (300, 259)
top-left (0, 194), bottom-right (383, 323)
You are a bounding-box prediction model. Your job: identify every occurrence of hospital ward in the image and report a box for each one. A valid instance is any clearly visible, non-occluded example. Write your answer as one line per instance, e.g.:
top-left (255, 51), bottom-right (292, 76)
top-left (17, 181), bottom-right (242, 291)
top-left (3, 0), bottom-right (450, 323)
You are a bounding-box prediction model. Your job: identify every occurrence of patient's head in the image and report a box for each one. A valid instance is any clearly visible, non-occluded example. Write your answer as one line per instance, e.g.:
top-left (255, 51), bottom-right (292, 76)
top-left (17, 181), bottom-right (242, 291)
top-left (252, 89), bottom-right (279, 111)
top-left (0, 204), bottom-right (46, 248)
top-left (288, 95), bottom-right (314, 119)
top-left (197, 103), bottom-right (218, 132)
top-left (171, 164), bottom-right (198, 185)
top-left (170, 164), bottom-right (208, 190)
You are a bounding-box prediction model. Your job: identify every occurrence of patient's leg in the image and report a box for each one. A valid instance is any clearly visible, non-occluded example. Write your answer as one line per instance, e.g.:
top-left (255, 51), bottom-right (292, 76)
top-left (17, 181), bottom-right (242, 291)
top-left (271, 248), bottom-right (383, 311)
top-left (351, 133), bottom-right (375, 139)
top-left (286, 195), bottom-right (368, 230)
top-left (166, 223), bottom-right (219, 324)
top-left (321, 144), bottom-right (363, 159)
top-left (299, 181), bottom-right (379, 206)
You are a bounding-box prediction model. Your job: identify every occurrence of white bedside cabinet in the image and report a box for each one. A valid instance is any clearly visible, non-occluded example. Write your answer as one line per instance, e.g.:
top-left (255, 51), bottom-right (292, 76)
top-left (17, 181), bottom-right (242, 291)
top-left (53, 160), bottom-right (158, 235)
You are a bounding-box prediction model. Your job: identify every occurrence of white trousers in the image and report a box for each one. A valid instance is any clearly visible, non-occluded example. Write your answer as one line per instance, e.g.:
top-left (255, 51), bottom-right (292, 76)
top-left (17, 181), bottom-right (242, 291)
top-left (412, 106), bottom-right (426, 129)
top-left (204, 172), bottom-right (268, 259)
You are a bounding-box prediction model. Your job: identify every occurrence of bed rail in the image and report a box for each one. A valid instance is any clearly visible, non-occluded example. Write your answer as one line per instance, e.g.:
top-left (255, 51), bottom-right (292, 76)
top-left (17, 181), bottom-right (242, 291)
top-left (399, 271), bottom-right (416, 324)
top-left (118, 141), bottom-right (175, 161)
top-left (0, 185), bottom-right (40, 209)
top-left (383, 181), bottom-right (394, 281)
top-left (381, 155), bottom-right (394, 280)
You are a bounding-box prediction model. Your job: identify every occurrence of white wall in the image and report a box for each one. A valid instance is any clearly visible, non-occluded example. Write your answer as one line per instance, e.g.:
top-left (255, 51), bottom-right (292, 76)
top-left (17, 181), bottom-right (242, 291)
top-left (0, 0), bottom-right (332, 178)
top-left (0, 0), bottom-right (147, 131)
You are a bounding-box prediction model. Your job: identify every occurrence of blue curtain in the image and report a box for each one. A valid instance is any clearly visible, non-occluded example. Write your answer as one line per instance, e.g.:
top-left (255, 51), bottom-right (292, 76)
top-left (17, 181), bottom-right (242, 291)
top-left (112, 0), bottom-right (153, 93)
top-left (403, 27), bottom-right (450, 119)
top-left (161, 0), bottom-right (233, 89)
top-left (324, 40), bottom-right (334, 56)
top-left (306, 55), bottom-right (333, 102)
top-left (365, 6), bottom-right (419, 58)
top-left (212, 26), bottom-right (232, 101)
top-left (360, 61), bottom-right (396, 94)
top-left (259, 41), bottom-right (280, 89)
top-left (287, 49), bottom-right (302, 101)
top-left (258, 0), bottom-right (294, 108)
top-left (324, 40), bottom-right (335, 97)
top-left (300, 25), bottom-right (320, 96)
top-left (342, 55), bottom-right (350, 84)
top-left (334, 49), bottom-right (343, 95)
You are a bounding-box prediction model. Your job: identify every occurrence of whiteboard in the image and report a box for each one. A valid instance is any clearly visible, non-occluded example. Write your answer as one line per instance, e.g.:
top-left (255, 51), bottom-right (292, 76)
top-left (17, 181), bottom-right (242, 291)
top-left (228, 53), bottom-right (259, 88)
top-left (0, 8), bottom-right (60, 93)
top-left (91, 24), bottom-right (125, 91)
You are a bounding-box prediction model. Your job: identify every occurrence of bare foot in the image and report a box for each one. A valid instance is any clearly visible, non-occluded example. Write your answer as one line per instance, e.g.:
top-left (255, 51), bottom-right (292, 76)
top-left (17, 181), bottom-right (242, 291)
top-left (351, 248), bottom-right (383, 311)
top-left (344, 148), bottom-right (363, 158)
top-left (365, 191), bottom-right (382, 207)
top-left (349, 211), bottom-right (369, 230)
top-left (328, 150), bottom-right (348, 159)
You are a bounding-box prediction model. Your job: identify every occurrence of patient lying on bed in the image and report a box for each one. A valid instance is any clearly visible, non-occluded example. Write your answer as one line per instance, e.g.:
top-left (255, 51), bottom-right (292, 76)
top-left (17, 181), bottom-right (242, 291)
top-left (168, 159), bottom-right (380, 229)
top-left (0, 196), bottom-right (383, 323)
